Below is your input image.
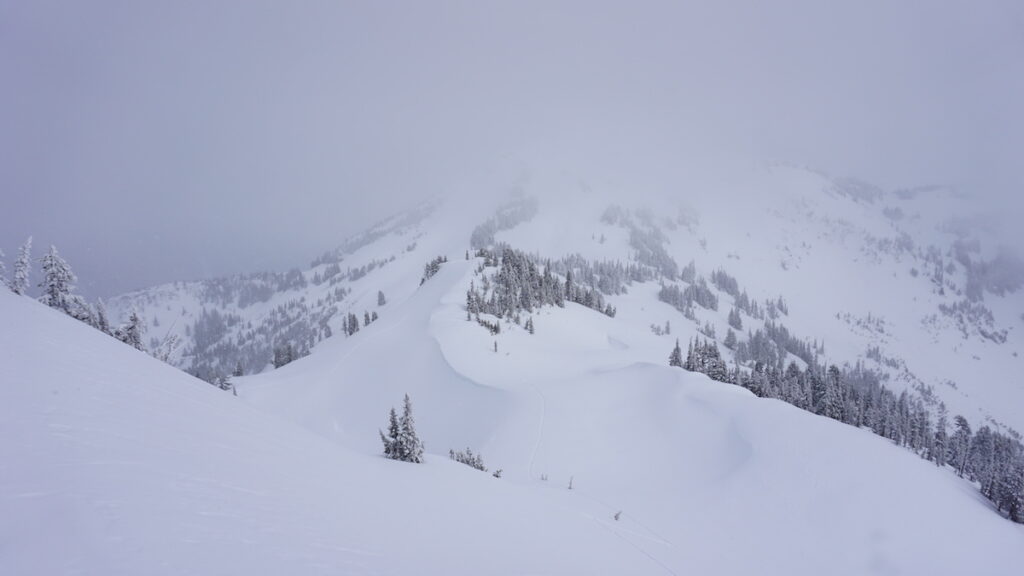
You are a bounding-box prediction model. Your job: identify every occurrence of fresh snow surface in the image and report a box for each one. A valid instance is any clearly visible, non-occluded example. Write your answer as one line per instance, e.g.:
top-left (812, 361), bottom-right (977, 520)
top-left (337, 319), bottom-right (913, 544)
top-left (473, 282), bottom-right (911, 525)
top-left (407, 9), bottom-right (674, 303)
top-left (1, 291), bottom-right (660, 575)
top-left (111, 165), bottom-right (1024, 434)
top-left (7, 259), bottom-right (1019, 575)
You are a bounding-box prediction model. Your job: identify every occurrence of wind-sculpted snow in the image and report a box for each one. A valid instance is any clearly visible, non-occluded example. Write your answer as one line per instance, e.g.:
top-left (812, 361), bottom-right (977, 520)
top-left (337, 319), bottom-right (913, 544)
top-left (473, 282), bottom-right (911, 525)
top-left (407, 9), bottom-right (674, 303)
top-left (0, 290), bottom-right (683, 576)
top-left (98, 164), bottom-right (1024, 527)
top-left (4, 256), bottom-right (1023, 574)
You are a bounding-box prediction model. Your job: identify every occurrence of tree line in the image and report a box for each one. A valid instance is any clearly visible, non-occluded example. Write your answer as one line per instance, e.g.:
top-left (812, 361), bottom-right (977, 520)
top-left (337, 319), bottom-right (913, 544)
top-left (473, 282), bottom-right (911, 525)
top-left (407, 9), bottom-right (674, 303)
top-left (670, 337), bottom-right (1024, 522)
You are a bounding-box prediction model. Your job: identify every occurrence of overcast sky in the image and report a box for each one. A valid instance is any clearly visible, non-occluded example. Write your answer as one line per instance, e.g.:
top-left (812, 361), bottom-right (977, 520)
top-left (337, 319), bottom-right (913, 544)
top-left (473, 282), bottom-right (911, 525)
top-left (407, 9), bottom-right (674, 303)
top-left (2, 0), bottom-right (1022, 297)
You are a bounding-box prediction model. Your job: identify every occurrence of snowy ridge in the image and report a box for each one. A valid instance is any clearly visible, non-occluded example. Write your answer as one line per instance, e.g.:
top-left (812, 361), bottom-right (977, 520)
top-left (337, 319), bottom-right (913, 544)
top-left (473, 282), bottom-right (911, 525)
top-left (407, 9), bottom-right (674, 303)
top-left (0, 290), bottom-right (677, 575)
top-left (11, 249), bottom-right (1024, 574)
top-left (111, 166), bottom-right (1023, 437)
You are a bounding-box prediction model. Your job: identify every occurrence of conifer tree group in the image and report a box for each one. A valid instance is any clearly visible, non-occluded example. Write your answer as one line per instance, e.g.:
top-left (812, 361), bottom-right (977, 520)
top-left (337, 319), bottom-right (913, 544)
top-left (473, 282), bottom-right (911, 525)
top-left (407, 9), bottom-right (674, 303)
top-left (449, 447), bottom-right (486, 471)
top-left (272, 342), bottom-right (298, 368)
top-left (668, 339), bottom-right (683, 367)
top-left (669, 338), bottom-right (1024, 521)
top-left (465, 246), bottom-right (616, 328)
top-left (38, 245), bottom-right (88, 320)
top-left (380, 394), bottom-right (424, 463)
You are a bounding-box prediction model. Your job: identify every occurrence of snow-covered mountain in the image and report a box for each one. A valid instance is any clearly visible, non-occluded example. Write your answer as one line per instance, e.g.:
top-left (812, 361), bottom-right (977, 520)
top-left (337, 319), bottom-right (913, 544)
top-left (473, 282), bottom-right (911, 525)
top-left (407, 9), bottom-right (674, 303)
top-left (110, 165), bottom-right (1023, 434)
top-left (5, 260), bottom-right (1023, 575)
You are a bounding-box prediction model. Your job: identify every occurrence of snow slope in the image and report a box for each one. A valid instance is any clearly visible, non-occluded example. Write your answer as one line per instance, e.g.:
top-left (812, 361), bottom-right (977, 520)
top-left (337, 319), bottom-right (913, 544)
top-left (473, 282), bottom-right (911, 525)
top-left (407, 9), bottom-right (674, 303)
top-left (0, 290), bottom-right (693, 575)
top-left (236, 257), bottom-right (1023, 574)
top-left (76, 164), bottom-right (1024, 573)
top-left (495, 165), bottom-right (1024, 432)
top-left (111, 165), bottom-right (1024, 435)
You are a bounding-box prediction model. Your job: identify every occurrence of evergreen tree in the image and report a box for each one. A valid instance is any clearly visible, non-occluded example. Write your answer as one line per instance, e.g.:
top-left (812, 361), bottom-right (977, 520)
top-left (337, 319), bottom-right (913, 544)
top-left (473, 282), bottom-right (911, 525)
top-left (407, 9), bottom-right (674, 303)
top-left (1006, 461), bottom-right (1024, 522)
top-left (233, 361), bottom-right (244, 377)
top-left (377, 290), bottom-right (386, 306)
top-left (38, 245), bottom-right (77, 313)
top-left (669, 339), bottom-right (683, 368)
top-left (970, 426), bottom-right (997, 497)
top-left (93, 298), bottom-right (111, 335)
top-left (728, 307), bottom-right (743, 330)
top-left (12, 236), bottom-right (31, 295)
top-left (724, 328), bottom-right (738, 350)
top-left (115, 310), bottom-right (146, 351)
top-left (932, 406), bottom-right (949, 467)
top-left (0, 248), bottom-right (8, 291)
top-left (950, 416), bottom-right (973, 477)
top-left (449, 447), bottom-right (487, 471)
top-left (823, 365), bottom-right (844, 420)
top-left (380, 395), bottom-right (424, 463)
top-left (346, 312), bottom-right (360, 336)
top-left (152, 332), bottom-right (181, 363)
top-left (401, 395), bottom-right (424, 462)
top-left (810, 367), bottom-right (827, 415)
top-left (380, 407), bottom-right (401, 459)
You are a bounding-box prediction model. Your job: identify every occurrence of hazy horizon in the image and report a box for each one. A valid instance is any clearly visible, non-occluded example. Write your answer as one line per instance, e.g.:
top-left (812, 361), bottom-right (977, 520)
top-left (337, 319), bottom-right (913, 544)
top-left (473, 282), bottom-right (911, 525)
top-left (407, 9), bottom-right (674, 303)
top-left (3, 0), bottom-right (1023, 298)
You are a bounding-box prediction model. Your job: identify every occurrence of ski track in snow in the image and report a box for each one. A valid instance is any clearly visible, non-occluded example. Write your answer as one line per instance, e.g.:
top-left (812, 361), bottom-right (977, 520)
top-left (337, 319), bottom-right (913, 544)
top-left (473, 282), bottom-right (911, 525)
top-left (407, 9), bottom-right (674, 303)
top-left (526, 374), bottom-right (676, 555)
top-left (527, 380), bottom-right (547, 481)
top-left (593, 515), bottom-right (680, 576)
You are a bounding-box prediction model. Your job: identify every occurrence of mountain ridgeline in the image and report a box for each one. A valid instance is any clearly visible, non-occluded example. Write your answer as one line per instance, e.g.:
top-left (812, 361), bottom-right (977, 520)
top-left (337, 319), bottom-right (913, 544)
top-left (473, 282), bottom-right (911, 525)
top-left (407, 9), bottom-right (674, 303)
top-left (13, 167), bottom-right (1022, 526)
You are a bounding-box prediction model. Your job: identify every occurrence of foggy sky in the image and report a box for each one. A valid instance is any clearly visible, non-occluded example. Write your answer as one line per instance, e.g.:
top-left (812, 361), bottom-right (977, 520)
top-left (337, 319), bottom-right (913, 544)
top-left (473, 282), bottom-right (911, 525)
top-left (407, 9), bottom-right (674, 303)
top-left (2, 0), bottom-right (1023, 298)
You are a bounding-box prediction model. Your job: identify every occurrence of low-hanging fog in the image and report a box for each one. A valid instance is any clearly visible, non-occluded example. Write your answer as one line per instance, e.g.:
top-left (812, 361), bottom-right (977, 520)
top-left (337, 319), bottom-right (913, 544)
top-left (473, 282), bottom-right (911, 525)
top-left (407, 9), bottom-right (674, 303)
top-left (2, 0), bottom-right (1022, 298)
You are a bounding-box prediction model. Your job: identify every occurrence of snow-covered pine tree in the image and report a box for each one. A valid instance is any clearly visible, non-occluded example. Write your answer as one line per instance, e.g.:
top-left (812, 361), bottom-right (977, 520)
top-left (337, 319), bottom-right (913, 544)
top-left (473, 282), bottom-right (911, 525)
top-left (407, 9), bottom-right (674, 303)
top-left (38, 245), bottom-right (76, 312)
top-left (728, 307), bottom-right (743, 330)
top-left (669, 339), bottom-right (683, 367)
top-left (0, 248), bottom-right (8, 291)
top-left (381, 395), bottom-right (424, 463)
top-left (932, 406), bottom-right (949, 467)
top-left (152, 332), bottom-right (181, 363)
top-left (115, 309), bottom-right (146, 351)
top-left (94, 298), bottom-right (111, 334)
top-left (724, 328), bottom-right (737, 350)
top-left (12, 236), bottom-right (32, 295)
top-left (398, 394), bottom-right (425, 463)
top-left (950, 415), bottom-right (973, 477)
top-left (824, 365), bottom-right (844, 420)
top-left (380, 407), bottom-right (401, 460)
top-left (348, 312), bottom-right (360, 336)
top-left (377, 290), bottom-right (386, 306)
top-left (449, 447), bottom-right (486, 471)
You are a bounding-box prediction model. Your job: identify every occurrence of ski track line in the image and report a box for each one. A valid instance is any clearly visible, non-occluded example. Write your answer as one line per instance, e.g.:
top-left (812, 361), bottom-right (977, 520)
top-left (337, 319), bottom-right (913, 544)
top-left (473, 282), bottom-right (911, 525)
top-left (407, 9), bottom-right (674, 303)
top-left (527, 377), bottom-right (674, 550)
top-left (593, 515), bottom-right (679, 576)
top-left (527, 380), bottom-right (547, 480)
top-left (573, 488), bottom-right (675, 548)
